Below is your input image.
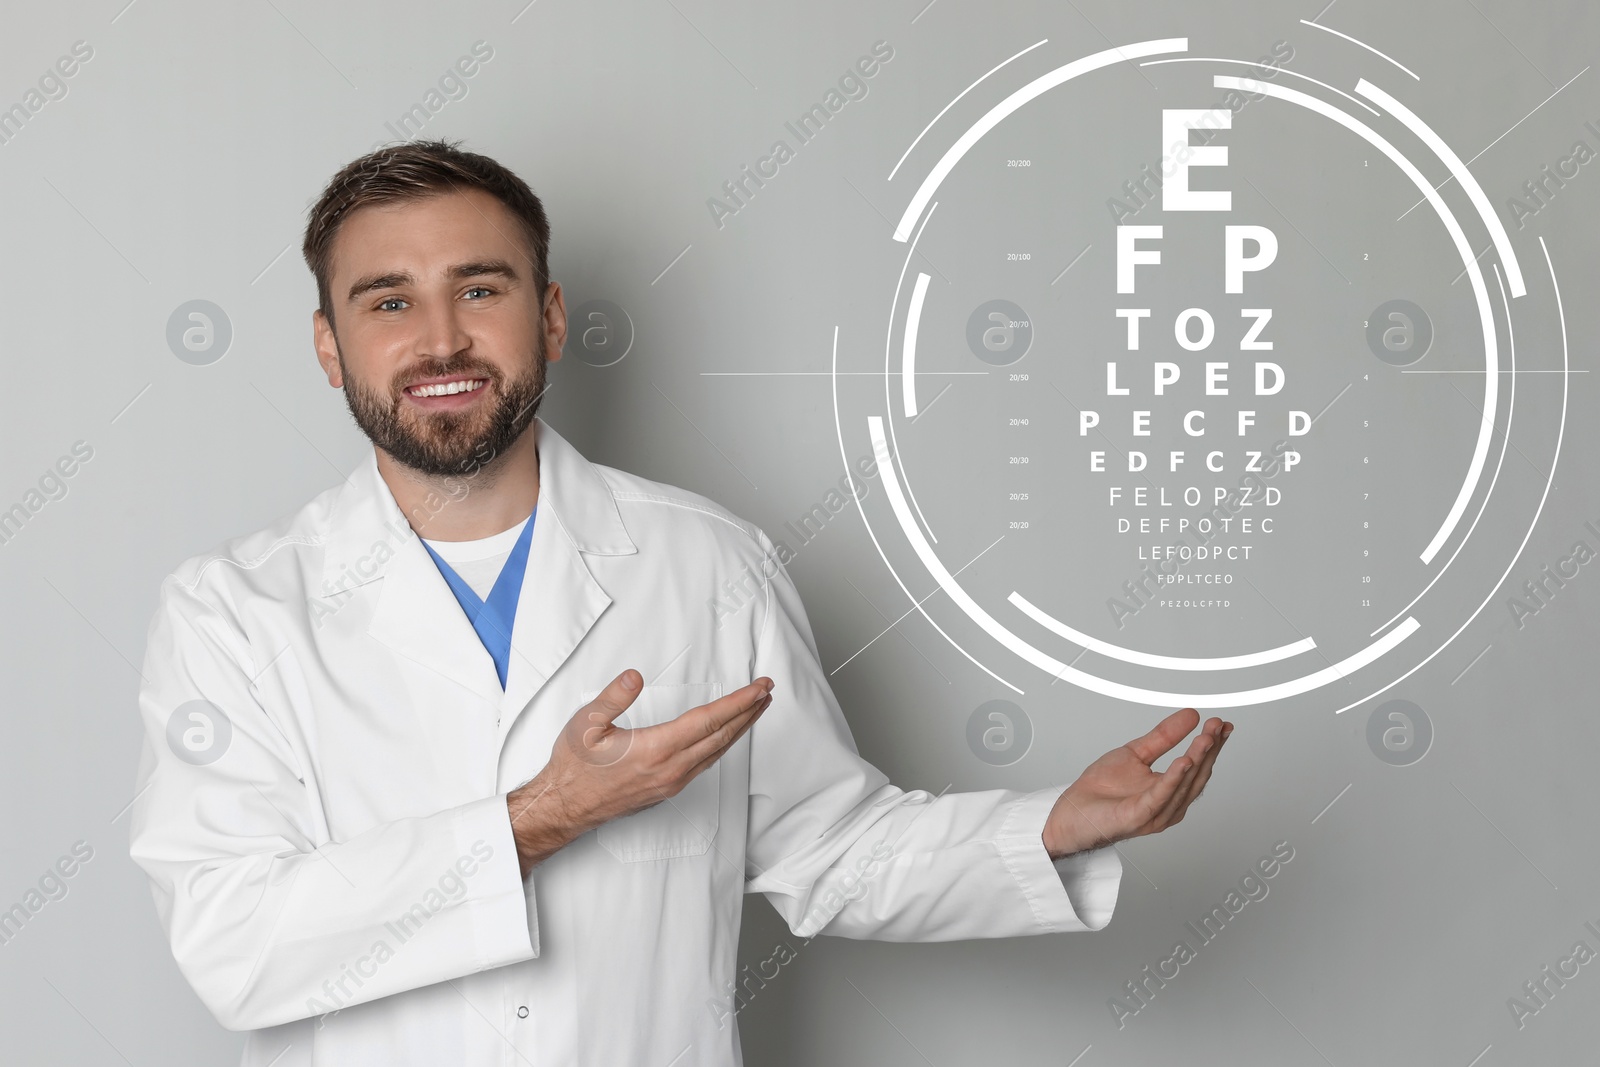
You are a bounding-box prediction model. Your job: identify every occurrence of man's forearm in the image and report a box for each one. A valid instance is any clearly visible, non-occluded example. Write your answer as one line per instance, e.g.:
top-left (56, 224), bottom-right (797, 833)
top-left (507, 772), bottom-right (581, 879)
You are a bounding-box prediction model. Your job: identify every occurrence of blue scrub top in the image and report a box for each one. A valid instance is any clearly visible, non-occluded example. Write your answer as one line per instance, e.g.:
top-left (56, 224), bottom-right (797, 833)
top-left (420, 507), bottom-right (536, 689)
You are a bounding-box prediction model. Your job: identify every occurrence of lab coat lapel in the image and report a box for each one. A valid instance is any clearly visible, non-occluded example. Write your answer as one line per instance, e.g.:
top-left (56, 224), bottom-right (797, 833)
top-left (317, 421), bottom-right (636, 736)
top-left (320, 450), bottom-right (506, 710)
top-left (497, 417), bottom-right (637, 739)
top-left (493, 499), bottom-right (609, 735)
top-left (369, 537), bottom-right (507, 709)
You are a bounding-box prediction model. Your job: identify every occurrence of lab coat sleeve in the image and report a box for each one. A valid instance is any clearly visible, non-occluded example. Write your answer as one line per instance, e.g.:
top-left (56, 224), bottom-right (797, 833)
top-left (742, 531), bottom-right (1122, 942)
top-left (127, 575), bottom-right (535, 1032)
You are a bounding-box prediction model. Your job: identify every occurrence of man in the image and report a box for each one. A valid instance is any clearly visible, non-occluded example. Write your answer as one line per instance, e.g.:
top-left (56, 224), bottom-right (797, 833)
top-left (129, 139), bottom-right (1231, 1066)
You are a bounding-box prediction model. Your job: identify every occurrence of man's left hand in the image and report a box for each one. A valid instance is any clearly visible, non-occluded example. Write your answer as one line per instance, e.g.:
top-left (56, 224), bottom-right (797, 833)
top-left (1042, 709), bottom-right (1233, 859)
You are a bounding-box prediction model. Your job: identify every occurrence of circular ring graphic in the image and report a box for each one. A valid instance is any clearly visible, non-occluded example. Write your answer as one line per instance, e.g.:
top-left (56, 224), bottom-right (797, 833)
top-left (833, 36), bottom-right (1567, 711)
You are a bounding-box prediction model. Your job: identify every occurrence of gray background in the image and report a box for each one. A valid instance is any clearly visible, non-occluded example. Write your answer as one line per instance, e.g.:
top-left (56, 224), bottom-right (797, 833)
top-left (1, 1), bottom-right (1595, 1064)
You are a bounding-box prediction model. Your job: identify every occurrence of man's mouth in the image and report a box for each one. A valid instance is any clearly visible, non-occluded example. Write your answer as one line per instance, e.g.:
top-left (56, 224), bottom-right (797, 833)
top-left (406, 377), bottom-right (489, 398)
top-left (402, 375), bottom-right (492, 409)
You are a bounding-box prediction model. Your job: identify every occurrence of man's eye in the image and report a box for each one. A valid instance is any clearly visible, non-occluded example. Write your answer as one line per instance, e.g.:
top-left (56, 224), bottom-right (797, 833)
top-left (464, 286), bottom-right (494, 299)
top-left (377, 297), bottom-right (407, 312)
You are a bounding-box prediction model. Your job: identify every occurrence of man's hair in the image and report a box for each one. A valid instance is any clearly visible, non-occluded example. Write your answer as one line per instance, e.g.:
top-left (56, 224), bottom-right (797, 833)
top-left (301, 139), bottom-right (551, 329)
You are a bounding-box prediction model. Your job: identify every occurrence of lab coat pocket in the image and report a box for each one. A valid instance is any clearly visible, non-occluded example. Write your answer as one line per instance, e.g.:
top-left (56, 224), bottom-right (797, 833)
top-left (594, 681), bottom-right (723, 862)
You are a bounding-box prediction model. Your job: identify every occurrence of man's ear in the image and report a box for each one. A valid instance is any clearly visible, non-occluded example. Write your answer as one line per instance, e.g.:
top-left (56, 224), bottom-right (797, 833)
top-left (543, 280), bottom-right (567, 363)
top-left (312, 309), bottom-right (343, 387)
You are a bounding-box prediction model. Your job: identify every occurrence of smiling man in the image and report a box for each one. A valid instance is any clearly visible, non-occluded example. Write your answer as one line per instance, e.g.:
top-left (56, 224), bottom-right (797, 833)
top-left (128, 139), bottom-right (1232, 1067)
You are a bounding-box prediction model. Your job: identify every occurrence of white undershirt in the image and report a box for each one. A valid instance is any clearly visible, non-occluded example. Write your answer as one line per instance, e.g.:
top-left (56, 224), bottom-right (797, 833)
top-left (420, 515), bottom-right (530, 601)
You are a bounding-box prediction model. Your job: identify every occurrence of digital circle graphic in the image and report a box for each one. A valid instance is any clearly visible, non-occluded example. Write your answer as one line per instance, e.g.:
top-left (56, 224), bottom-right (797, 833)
top-left (569, 298), bottom-right (634, 367)
top-left (1365, 300), bottom-right (1434, 366)
top-left (1365, 698), bottom-right (1432, 766)
top-left (966, 699), bottom-right (1033, 766)
top-left (833, 35), bottom-right (1568, 714)
top-left (166, 699), bottom-right (232, 765)
top-left (166, 299), bottom-right (233, 366)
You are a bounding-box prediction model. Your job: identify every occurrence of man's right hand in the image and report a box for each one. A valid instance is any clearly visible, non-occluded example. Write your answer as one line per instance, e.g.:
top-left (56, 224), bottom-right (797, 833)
top-left (506, 670), bottom-right (774, 878)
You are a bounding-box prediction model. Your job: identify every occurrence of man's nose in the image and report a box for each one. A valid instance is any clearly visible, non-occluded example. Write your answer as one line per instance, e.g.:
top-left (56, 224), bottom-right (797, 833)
top-left (416, 300), bottom-right (472, 360)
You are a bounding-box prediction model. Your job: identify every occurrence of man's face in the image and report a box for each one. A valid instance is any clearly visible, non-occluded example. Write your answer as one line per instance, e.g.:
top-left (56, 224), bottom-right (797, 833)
top-left (312, 188), bottom-right (564, 478)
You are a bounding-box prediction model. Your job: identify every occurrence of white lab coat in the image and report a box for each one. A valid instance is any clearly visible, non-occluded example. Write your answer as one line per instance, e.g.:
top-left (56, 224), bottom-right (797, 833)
top-left (128, 416), bottom-right (1122, 1066)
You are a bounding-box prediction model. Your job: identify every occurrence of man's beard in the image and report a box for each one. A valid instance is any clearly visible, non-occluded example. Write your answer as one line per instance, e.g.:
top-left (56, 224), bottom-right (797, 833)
top-left (339, 334), bottom-right (547, 479)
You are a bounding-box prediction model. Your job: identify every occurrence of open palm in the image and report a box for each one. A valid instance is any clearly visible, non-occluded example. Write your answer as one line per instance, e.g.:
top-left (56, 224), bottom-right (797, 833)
top-left (1043, 708), bottom-right (1233, 858)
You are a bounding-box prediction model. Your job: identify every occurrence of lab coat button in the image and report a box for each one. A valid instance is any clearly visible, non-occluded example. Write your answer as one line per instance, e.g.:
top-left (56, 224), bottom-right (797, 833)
top-left (517, 1005), bottom-right (529, 1018)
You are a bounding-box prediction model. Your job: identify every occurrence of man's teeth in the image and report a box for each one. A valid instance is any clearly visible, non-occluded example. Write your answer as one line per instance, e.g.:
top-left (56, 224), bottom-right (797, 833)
top-left (410, 379), bottom-right (486, 398)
